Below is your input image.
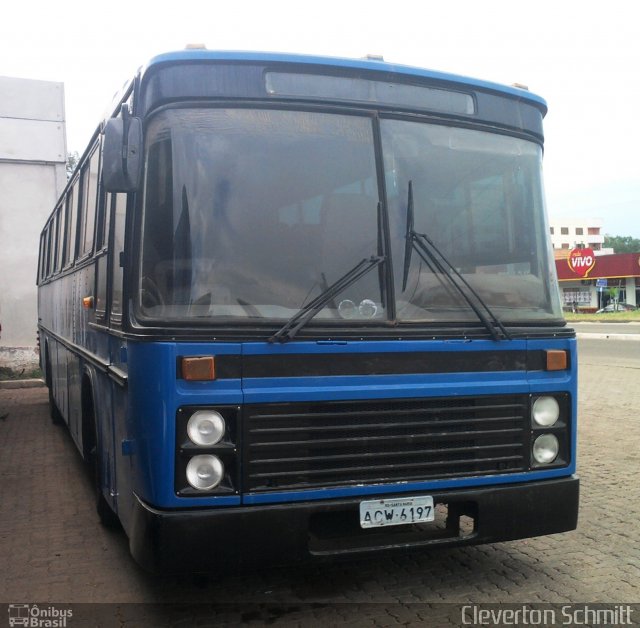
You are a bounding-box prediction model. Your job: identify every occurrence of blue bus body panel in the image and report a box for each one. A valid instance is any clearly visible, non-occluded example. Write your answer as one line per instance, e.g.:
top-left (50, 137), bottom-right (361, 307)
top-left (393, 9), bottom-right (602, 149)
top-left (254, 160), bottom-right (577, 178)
top-left (127, 341), bottom-right (243, 508)
top-left (144, 50), bottom-right (548, 112)
top-left (241, 339), bottom-right (573, 403)
top-left (125, 338), bottom-right (576, 510)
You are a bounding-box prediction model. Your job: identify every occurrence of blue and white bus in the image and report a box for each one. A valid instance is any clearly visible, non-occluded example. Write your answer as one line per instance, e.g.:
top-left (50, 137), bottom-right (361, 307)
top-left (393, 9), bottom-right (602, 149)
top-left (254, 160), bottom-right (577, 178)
top-left (38, 49), bottom-right (578, 573)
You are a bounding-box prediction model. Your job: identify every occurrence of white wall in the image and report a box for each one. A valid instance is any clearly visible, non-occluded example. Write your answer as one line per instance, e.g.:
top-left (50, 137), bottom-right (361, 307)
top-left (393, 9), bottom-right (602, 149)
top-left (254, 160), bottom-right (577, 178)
top-left (0, 76), bottom-right (66, 361)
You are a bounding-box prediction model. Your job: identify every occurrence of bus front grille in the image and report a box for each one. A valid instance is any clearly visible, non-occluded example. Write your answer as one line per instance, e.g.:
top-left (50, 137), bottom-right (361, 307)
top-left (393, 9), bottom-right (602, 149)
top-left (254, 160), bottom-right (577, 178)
top-left (243, 395), bottom-right (529, 493)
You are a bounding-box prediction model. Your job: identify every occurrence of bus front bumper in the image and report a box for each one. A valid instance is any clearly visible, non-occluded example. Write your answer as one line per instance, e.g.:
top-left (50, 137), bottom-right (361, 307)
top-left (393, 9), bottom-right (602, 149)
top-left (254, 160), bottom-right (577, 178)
top-left (129, 476), bottom-right (579, 574)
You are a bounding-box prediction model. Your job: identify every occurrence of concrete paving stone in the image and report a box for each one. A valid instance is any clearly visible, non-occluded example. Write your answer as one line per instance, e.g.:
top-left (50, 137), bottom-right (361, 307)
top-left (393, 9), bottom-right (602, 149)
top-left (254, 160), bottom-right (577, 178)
top-left (1, 347), bottom-right (639, 623)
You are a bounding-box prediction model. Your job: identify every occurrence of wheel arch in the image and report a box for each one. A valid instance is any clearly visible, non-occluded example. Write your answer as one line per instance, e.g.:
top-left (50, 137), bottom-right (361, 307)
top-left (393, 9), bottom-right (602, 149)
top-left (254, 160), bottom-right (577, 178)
top-left (81, 366), bottom-right (100, 461)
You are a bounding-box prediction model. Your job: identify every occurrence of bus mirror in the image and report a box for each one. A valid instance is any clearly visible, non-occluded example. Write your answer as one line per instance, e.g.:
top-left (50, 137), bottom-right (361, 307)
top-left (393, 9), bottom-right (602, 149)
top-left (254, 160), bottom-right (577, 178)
top-left (102, 111), bottom-right (143, 193)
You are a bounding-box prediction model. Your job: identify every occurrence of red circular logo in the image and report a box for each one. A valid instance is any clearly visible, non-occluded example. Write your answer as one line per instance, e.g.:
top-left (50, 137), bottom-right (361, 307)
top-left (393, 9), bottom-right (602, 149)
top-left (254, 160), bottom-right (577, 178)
top-left (568, 248), bottom-right (596, 277)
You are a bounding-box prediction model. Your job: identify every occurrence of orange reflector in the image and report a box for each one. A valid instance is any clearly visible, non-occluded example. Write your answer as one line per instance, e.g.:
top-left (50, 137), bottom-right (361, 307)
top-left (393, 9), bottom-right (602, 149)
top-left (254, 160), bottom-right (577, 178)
top-left (545, 350), bottom-right (568, 371)
top-left (181, 356), bottom-right (215, 381)
top-left (82, 296), bottom-right (94, 309)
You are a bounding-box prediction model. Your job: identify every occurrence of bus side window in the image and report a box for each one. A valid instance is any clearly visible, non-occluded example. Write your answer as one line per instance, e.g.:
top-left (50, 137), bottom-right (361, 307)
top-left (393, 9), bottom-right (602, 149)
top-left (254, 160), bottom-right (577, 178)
top-left (48, 214), bottom-right (57, 276)
top-left (60, 196), bottom-right (70, 268)
top-left (55, 205), bottom-right (65, 271)
top-left (95, 168), bottom-right (109, 250)
top-left (43, 224), bottom-right (51, 279)
top-left (77, 164), bottom-right (90, 259)
top-left (94, 157), bottom-right (108, 320)
top-left (65, 181), bottom-right (79, 265)
top-left (94, 191), bottom-right (111, 321)
top-left (80, 145), bottom-right (100, 257)
top-left (110, 193), bottom-right (127, 325)
top-left (37, 232), bottom-right (45, 283)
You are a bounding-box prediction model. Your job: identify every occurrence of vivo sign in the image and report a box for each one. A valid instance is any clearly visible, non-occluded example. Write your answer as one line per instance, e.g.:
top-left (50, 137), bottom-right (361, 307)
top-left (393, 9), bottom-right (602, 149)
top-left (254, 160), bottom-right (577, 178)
top-left (568, 248), bottom-right (596, 277)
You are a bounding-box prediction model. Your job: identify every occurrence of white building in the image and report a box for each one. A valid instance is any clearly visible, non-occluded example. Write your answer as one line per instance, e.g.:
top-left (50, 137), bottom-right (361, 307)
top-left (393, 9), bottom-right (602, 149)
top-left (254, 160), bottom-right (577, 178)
top-left (549, 218), bottom-right (614, 256)
top-left (0, 76), bottom-right (66, 372)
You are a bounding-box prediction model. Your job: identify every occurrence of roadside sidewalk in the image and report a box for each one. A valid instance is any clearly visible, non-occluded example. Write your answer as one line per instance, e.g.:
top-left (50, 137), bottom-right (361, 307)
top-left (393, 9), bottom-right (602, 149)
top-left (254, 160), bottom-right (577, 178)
top-left (0, 378), bottom-right (44, 389)
top-left (572, 321), bottom-right (640, 341)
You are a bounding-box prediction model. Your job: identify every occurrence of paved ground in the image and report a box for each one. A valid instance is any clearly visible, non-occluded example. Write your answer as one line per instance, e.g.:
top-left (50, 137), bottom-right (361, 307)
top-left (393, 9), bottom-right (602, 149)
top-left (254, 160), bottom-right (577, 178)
top-left (1, 338), bottom-right (639, 626)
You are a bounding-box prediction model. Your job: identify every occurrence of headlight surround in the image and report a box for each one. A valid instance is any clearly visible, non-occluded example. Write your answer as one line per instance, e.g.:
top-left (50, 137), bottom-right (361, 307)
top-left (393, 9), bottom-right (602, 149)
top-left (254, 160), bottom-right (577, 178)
top-left (186, 454), bottom-right (224, 490)
top-left (532, 396), bottom-right (560, 427)
top-left (176, 406), bottom-right (239, 496)
top-left (187, 410), bottom-right (225, 446)
top-left (532, 434), bottom-right (559, 464)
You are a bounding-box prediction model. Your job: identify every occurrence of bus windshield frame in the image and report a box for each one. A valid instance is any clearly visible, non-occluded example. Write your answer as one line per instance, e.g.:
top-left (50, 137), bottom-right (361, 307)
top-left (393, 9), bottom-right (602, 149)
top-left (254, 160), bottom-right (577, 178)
top-left (136, 104), bottom-right (562, 333)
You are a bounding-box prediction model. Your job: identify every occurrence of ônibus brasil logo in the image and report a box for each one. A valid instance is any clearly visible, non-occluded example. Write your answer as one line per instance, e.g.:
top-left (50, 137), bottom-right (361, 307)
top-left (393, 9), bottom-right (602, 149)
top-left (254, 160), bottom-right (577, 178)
top-left (568, 247), bottom-right (596, 278)
top-left (7, 604), bottom-right (72, 627)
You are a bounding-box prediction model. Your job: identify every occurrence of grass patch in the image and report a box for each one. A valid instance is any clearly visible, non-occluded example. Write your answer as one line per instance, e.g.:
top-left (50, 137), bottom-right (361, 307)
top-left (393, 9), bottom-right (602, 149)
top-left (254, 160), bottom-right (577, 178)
top-left (564, 311), bottom-right (640, 322)
top-left (0, 366), bottom-right (43, 381)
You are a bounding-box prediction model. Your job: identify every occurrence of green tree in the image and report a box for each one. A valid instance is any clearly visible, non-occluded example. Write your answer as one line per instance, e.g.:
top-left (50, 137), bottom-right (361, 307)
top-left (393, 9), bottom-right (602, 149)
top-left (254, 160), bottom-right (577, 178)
top-left (66, 151), bottom-right (80, 179)
top-left (604, 235), bottom-right (640, 253)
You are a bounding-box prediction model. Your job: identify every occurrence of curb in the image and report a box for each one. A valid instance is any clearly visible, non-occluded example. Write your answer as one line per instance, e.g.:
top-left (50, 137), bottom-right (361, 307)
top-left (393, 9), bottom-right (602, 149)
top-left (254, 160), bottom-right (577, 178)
top-left (576, 333), bottom-right (640, 342)
top-left (0, 378), bottom-right (46, 389)
top-left (572, 321), bottom-right (640, 325)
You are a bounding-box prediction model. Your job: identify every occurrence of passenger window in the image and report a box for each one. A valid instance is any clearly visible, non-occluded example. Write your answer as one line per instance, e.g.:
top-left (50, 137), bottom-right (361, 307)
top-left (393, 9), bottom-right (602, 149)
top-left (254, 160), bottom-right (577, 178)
top-left (80, 147), bottom-right (100, 255)
top-left (95, 171), bottom-right (109, 250)
top-left (46, 223), bottom-right (54, 277)
top-left (49, 214), bottom-right (58, 274)
top-left (65, 183), bottom-right (78, 264)
top-left (37, 233), bottom-right (45, 282)
top-left (55, 206), bottom-right (65, 271)
top-left (41, 227), bottom-right (50, 279)
top-left (110, 193), bottom-right (127, 323)
top-left (77, 165), bottom-right (89, 258)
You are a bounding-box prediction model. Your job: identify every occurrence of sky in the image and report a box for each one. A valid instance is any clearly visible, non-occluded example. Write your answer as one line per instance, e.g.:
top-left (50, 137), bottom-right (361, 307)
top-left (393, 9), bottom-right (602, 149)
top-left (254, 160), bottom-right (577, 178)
top-left (2, 0), bottom-right (639, 237)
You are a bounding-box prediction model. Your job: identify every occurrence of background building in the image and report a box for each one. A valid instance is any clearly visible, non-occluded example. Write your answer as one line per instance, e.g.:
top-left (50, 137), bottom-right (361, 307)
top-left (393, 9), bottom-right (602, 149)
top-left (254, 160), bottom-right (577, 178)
top-left (556, 251), bottom-right (640, 311)
top-left (549, 218), bottom-right (614, 257)
top-left (0, 76), bottom-right (66, 373)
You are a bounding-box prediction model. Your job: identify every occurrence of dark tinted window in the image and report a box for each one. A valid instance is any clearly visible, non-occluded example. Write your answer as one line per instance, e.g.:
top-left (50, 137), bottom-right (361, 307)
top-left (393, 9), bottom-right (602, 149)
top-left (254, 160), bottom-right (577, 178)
top-left (48, 214), bottom-right (58, 274)
top-left (65, 183), bottom-right (78, 264)
top-left (140, 109), bottom-right (381, 321)
top-left (80, 146), bottom-right (100, 256)
top-left (266, 72), bottom-right (475, 115)
top-left (110, 193), bottom-right (127, 323)
top-left (381, 119), bottom-right (562, 322)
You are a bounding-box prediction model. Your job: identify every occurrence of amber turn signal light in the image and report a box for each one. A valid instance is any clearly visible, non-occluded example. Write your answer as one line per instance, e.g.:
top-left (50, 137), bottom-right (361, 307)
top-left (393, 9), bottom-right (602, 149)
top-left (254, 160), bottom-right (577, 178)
top-left (181, 356), bottom-right (215, 381)
top-left (82, 296), bottom-right (94, 309)
top-left (545, 350), bottom-right (568, 371)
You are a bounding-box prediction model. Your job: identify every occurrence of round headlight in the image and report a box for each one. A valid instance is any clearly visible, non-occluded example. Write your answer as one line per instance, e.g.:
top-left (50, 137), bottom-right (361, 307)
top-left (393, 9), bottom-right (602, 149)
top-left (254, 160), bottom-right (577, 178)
top-left (187, 410), bottom-right (225, 446)
top-left (532, 434), bottom-right (559, 464)
top-left (532, 396), bottom-right (560, 427)
top-left (186, 454), bottom-right (224, 490)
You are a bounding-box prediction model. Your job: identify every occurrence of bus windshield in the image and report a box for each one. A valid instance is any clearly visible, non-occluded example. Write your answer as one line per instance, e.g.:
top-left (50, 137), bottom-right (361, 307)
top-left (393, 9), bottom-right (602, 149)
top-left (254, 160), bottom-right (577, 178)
top-left (381, 120), bottom-right (562, 323)
top-left (139, 108), bottom-right (562, 324)
top-left (140, 108), bottom-right (384, 321)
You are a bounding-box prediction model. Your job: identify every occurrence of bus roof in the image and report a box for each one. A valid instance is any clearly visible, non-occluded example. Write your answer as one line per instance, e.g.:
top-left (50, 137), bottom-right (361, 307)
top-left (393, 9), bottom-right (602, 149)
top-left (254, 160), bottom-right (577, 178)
top-left (144, 49), bottom-right (547, 113)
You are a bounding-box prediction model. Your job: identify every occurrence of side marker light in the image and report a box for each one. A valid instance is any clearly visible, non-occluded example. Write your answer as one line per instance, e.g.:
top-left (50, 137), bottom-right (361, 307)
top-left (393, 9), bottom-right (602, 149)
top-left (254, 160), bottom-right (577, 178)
top-left (181, 356), bottom-right (215, 381)
top-left (545, 350), bottom-right (567, 371)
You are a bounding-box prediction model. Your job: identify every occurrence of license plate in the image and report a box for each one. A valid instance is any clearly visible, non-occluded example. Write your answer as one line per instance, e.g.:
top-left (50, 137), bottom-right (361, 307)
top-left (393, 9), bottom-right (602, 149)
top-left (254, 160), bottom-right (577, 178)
top-left (359, 495), bottom-right (435, 529)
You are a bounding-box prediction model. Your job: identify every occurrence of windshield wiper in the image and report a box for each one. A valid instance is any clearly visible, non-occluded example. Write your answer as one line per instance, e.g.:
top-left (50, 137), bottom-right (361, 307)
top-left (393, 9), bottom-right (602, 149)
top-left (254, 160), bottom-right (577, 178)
top-left (268, 255), bottom-right (385, 343)
top-left (401, 180), bottom-right (511, 341)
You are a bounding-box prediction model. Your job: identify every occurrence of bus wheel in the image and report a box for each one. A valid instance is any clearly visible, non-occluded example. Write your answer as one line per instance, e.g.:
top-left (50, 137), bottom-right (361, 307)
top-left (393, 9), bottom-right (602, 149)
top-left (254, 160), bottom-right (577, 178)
top-left (45, 356), bottom-right (63, 425)
top-left (85, 395), bottom-right (120, 528)
top-left (48, 387), bottom-right (64, 425)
